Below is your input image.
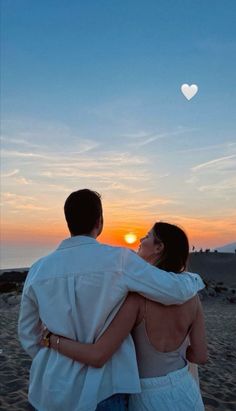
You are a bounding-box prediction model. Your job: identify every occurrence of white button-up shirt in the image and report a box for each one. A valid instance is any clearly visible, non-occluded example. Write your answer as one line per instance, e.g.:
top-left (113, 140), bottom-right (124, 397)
top-left (18, 236), bottom-right (204, 411)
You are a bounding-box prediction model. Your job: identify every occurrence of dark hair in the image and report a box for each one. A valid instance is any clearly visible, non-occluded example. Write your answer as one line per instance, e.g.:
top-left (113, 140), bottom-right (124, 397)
top-left (152, 222), bottom-right (189, 273)
top-left (64, 189), bottom-right (102, 235)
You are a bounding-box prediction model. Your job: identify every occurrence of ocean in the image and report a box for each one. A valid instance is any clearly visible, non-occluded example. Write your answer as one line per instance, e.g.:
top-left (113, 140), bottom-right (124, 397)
top-left (0, 244), bottom-right (57, 270)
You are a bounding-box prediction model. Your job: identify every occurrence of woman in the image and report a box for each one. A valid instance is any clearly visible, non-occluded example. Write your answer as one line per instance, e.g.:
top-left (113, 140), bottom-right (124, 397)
top-left (41, 222), bottom-right (207, 410)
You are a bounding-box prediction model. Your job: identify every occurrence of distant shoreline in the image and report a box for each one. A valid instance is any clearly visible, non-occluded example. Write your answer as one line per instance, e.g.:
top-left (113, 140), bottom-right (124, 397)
top-left (0, 267), bottom-right (29, 275)
top-left (0, 250), bottom-right (235, 273)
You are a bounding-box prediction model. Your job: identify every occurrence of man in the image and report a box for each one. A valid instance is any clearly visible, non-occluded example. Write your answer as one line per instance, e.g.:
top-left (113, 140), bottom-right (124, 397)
top-left (18, 189), bottom-right (204, 411)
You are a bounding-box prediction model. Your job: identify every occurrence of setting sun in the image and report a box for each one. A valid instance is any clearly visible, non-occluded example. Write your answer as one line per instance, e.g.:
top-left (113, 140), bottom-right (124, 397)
top-left (124, 233), bottom-right (137, 244)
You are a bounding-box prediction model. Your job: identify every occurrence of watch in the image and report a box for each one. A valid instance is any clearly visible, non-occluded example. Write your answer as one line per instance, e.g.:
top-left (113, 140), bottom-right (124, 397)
top-left (43, 330), bottom-right (52, 348)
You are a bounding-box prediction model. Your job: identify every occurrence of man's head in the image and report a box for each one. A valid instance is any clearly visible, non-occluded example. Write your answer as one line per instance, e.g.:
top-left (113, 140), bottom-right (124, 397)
top-left (64, 189), bottom-right (103, 238)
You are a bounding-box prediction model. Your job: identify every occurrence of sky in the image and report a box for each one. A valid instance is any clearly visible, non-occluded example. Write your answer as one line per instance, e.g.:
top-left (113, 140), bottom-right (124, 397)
top-left (1, 0), bottom-right (236, 267)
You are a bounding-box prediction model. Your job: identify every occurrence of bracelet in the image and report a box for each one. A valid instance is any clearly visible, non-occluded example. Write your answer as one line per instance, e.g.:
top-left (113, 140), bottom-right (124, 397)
top-left (56, 336), bottom-right (60, 352)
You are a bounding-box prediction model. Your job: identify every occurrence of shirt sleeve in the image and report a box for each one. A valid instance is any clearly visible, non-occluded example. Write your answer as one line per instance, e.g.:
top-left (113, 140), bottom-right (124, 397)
top-left (18, 283), bottom-right (42, 358)
top-left (121, 249), bottom-right (205, 305)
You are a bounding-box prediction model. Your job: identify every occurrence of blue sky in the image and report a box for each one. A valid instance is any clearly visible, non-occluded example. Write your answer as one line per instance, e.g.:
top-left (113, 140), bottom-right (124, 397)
top-left (1, 0), bottom-right (236, 260)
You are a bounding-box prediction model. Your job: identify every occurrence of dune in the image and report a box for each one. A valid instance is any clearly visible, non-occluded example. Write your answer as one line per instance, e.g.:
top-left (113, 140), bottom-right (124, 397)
top-left (189, 252), bottom-right (236, 287)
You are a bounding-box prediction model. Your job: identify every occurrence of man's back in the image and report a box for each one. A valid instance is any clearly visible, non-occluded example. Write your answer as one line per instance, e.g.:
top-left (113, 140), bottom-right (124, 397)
top-left (19, 236), bottom-right (140, 411)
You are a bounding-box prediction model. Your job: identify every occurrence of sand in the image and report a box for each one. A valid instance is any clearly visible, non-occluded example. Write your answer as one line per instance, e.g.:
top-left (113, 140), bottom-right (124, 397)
top-left (0, 294), bottom-right (235, 411)
top-left (199, 299), bottom-right (236, 410)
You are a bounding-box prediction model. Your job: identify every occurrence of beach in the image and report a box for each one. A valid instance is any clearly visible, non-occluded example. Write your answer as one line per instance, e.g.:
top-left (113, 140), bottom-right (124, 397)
top-left (1, 255), bottom-right (236, 410)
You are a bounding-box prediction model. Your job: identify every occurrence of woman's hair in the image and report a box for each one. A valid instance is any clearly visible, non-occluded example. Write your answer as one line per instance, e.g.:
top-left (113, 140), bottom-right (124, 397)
top-left (152, 222), bottom-right (189, 273)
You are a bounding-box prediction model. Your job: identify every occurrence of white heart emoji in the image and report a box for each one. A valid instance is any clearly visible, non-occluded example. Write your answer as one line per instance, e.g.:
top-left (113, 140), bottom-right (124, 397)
top-left (181, 84), bottom-right (198, 100)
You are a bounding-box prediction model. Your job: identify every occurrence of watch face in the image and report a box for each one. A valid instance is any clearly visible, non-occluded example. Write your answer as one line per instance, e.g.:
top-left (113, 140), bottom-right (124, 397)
top-left (44, 338), bottom-right (50, 347)
top-left (43, 332), bottom-right (51, 347)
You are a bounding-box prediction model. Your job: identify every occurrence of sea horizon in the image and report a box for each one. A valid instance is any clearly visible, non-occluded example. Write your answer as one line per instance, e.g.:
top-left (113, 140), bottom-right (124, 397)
top-left (0, 244), bottom-right (57, 271)
top-left (1, 242), bottom-right (235, 272)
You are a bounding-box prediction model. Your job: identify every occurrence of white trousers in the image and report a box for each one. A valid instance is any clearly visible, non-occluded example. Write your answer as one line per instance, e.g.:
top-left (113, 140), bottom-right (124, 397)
top-left (128, 365), bottom-right (204, 411)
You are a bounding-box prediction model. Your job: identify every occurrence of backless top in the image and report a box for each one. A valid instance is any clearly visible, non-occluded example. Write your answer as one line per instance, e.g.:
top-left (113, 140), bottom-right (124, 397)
top-left (132, 301), bottom-right (190, 378)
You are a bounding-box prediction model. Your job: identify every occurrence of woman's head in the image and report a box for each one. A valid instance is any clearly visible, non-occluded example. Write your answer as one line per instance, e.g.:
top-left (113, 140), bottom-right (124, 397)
top-left (138, 222), bottom-right (189, 273)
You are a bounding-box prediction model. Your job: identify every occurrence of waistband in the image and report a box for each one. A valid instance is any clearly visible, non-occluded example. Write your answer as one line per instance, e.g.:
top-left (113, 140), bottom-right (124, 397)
top-left (140, 364), bottom-right (190, 390)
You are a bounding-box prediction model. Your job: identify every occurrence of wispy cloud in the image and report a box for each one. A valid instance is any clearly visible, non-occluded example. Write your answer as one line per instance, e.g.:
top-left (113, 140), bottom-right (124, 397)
top-left (106, 197), bottom-right (179, 212)
top-left (1, 118), bottom-right (100, 155)
top-left (1, 149), bottom-right (52, 160)
top-left (192, 155), bottom-right (236, 172)
top-left (178, 142), bottom-right (236, 154)
top-left (15, 204), bottom-right (50, 211)
top-left (2, 192), bottom-right (35, 203)
top-left (198, 176), bottom-right (236, 193)
top-left (15, 177), bottom-right (32, 185)
top-left (0, 136), bottom-right (44, 150)
top-left (125, 127), bottom-right (197, 148)
top-left (1, 169), bottom-right (20, 178)
top-left (1, 192), bottom-right (50, 211)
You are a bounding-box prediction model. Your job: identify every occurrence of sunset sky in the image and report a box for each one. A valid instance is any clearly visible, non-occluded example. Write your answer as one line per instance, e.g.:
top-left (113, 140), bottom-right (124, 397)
top-left (1, 1), bottom-right (236, 267)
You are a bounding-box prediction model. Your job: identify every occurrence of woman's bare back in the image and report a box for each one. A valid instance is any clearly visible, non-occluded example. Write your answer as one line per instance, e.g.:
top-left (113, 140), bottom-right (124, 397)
top-left (135, 294), bottom-right (198, 352)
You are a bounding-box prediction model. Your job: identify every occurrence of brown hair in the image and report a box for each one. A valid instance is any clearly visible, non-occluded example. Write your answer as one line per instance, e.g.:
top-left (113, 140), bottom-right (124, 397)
top-left (152, 222), bottom-right (189, 273)
top-left (64, 189), bottom-right (102, 235)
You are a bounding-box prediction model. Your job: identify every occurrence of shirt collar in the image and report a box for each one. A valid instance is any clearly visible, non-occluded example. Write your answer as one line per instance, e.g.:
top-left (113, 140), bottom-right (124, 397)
top-left (57, 235), bottom-right (99, 250)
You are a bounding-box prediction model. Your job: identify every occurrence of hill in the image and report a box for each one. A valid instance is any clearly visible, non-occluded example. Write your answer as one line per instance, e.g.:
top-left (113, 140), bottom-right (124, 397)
top-left (189, 252), bottom-right (236, 287)
top-left (215, 242), bottom-right (236, 253)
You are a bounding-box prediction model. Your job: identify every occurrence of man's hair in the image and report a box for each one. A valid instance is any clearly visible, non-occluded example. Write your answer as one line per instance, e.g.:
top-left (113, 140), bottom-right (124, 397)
top-left (64, 189), bottom-right (102, 235)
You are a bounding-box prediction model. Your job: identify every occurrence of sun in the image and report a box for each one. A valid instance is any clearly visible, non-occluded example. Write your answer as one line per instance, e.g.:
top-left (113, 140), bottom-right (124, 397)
top-left (124, 233), bottom-right (137, 245)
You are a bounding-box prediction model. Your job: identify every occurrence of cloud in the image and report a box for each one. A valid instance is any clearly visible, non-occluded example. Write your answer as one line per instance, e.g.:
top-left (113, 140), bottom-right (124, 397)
top-left (198, 177), bottom-right (236, 193)
top-left (192, 155), bottom-right (236, 172)
top-left (15, 204), bottom-right (50, 211)
top-left (102, 182), bottom-right (149, 194)
top-left (125, 127), bottom-right (197, 148)
top-left (15, 177), bottom-right (32, 185)
top-left (1, 118), bottom-right (100, 156)
top-left (185, 176), bottom-right (199, 184)
top-left (0, 136), bottom-right (43, 150)
top-left (178, 142), bottom-right (236, 154)
top-left (106, 197), bottom-right (178, 212)
top-left (1, 149), bottom-right (51, 160)
top-left (36, 151), bottom-right (150, 183)
top-left (1, 169), bottom-right (20, 178)
top-left (2, 192), bottom-right (35, 202)
top-left (1, 192), bottom-right (50, 212)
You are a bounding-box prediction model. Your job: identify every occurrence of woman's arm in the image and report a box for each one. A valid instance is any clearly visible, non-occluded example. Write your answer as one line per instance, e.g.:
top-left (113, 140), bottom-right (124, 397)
top-left (47, 293), bottom-right (141, 367)
top-left (186, 296), bottom-right (208, 364)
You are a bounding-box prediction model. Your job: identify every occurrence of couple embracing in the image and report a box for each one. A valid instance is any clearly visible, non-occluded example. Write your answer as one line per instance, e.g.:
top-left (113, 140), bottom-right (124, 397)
top-left (18, 189), bottom-right (207, 411)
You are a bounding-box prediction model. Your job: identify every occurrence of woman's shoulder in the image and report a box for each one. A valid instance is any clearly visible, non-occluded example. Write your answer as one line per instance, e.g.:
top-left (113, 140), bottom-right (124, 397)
top-left (127, 293), bottom-right (146, 325)
top-left (127, 292), bottom-right (146, 305)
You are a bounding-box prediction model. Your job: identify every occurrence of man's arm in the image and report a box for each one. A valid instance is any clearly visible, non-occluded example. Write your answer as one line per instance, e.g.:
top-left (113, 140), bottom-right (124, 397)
top-left (18, 285), bottom-right (42, 358)
top-left (121, 248), bottom-right (204, 305)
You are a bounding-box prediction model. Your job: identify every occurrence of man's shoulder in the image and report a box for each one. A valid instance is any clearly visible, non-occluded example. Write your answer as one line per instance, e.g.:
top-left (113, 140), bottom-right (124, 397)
top-left (98, 242), bottom-right (136, 256)
top-left (26, 250), bottom-right (57, 281)
top-left (30, 249), bottom-right (57, 269)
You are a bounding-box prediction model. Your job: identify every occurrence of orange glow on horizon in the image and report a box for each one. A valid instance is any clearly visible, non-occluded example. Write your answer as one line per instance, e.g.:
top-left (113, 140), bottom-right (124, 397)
top-left (1, 213), bottom-right (235, 250)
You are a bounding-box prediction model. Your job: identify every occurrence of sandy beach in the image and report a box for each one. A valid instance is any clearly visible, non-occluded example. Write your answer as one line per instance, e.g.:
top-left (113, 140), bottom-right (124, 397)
top-left (1, 256), bottom-right (236, 410)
